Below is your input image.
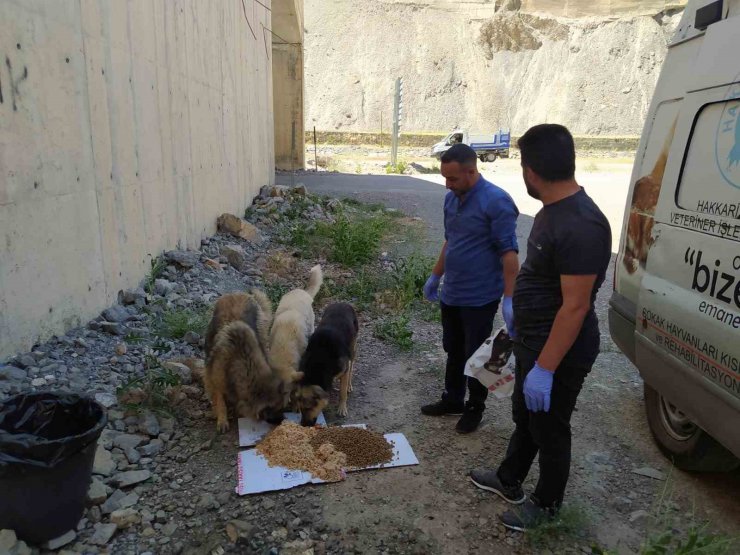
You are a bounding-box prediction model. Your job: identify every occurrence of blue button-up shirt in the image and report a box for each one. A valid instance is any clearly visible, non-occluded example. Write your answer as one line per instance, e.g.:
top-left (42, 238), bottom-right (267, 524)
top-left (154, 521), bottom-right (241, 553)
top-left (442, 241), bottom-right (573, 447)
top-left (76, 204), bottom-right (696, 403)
top-left (441, 176), bottom-right (519, 307)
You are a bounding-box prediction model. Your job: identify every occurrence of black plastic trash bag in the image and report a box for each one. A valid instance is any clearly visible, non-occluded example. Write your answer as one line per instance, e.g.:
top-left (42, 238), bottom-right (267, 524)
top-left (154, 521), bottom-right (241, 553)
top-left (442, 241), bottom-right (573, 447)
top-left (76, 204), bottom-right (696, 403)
top-left (0, 392), bottom-right (107, 544)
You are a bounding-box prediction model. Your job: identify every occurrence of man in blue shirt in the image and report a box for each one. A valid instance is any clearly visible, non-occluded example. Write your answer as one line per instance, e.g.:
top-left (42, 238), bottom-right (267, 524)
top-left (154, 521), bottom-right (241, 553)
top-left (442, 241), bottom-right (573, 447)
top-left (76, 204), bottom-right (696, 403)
top-left (422, 144), bottom-right (520, 433)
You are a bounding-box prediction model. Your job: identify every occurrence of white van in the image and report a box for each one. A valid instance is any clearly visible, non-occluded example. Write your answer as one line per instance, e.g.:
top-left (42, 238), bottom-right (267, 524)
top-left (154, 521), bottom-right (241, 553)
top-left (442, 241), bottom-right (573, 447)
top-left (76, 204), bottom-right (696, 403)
top-left (609, 0), bottom-right (740, 471)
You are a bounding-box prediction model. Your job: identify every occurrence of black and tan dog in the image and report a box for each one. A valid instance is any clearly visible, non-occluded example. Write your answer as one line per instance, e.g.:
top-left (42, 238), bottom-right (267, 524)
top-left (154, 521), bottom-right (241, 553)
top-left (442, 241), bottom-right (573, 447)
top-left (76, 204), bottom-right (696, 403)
top-left (294, 302), bottom-right (359, 425)
top-left (203, 290), bottom-right (296, 432)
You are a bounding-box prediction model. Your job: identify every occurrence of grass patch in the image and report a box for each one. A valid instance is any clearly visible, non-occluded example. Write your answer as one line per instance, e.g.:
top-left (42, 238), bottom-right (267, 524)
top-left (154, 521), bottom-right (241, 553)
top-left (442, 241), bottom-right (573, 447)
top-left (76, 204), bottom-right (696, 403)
top-left (152, 306), bottom-right (211, 340)
top-left (374, 313), bottom-right (414, 351)
top-left (264, 283), bottom-right (289, 308)
top-left (117, 354), bottom-right (182, 415)
top-left (327, 214), bottom-right (385, 267)
top-left (640, 524), bottom-right (736, 555)
top-left (524, 504), bottom-right (590, 549)
top-left (331, 269), bottom-right (386, 310)
top-left (385, 160), bottom-right (408, 174)
top-left (417, 300), bottom-right (441, 322)
top-left (637, 477), bottom-right (737, 555)
top-left (387, 253), bottom-right (435, 308)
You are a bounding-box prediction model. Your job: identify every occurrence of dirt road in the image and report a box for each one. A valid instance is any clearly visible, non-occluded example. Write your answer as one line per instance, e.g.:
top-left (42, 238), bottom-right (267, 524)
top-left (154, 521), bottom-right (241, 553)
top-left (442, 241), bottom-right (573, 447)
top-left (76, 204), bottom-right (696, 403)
top-left (277, 166), bottom-right (740, 553)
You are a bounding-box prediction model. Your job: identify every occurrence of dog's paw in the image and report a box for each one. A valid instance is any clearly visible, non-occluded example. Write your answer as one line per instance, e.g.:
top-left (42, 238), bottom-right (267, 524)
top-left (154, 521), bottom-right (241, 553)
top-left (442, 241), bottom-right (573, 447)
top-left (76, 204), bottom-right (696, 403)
top-left (338, 403), bottom-right (348, 417)
top-left (217, 419), bottom-right (230, 433)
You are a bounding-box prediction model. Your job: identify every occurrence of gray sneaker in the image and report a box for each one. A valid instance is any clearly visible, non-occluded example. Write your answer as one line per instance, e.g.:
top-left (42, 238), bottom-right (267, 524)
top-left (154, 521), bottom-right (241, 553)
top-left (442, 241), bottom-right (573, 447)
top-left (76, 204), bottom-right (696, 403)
top-left (469, 469), bottom-right (525, 504)
top-left (500, 499), bottom-right (554, 532)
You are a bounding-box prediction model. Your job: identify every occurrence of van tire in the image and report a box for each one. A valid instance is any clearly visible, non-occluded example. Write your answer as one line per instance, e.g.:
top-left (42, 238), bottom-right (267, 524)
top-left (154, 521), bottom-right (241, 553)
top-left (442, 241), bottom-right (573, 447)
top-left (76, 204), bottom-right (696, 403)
top-left (644, 383), bottom-right (739, 472)
top-left (485, 152), bottom-right (497, 162)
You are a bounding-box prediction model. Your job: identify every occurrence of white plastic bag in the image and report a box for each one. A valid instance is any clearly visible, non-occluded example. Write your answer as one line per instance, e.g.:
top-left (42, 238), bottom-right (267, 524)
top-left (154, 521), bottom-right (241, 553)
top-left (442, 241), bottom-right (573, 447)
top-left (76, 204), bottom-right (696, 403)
top-left (464, 327), bottom-right (516, 399)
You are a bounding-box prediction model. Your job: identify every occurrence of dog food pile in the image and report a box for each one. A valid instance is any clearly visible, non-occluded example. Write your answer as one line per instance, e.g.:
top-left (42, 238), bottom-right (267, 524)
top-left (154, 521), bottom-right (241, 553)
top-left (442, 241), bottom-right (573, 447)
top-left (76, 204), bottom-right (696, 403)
top-left (310, 426), bottom-right (394, 469)
top-left (256, 422), bottom-right (347, 482)
top-left (256, 422), bottom-right (395, 481)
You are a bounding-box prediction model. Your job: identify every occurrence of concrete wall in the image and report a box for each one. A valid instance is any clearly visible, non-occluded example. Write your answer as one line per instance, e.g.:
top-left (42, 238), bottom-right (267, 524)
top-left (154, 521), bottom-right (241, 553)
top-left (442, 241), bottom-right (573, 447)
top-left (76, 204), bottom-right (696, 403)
top-left (273, 43), bottom-right (304, 170)
top-left (0, 0), bottom-right (275, 357)
top-left (273, 0), bottom-right (305, 170)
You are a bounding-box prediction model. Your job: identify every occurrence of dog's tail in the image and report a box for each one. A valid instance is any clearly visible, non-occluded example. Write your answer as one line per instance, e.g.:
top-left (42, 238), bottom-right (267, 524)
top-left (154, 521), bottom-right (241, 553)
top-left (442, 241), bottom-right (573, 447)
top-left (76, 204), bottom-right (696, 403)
top-left (304, 264), bottom-right (323, 299)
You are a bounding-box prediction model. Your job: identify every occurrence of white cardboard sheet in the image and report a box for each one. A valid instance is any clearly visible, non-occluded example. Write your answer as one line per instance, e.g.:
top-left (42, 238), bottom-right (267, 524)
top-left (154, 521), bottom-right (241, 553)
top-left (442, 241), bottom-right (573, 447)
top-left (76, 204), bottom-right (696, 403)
top-left (237, 413), bottom-right (327, 447)
top-left (236, 431), bottom-right (419, 495)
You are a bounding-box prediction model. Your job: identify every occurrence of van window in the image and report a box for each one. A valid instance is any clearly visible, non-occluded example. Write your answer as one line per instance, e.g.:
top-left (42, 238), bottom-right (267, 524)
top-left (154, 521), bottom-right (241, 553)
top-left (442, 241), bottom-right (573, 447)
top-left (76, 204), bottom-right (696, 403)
top-left (677, 97), bottom-right (740, 220)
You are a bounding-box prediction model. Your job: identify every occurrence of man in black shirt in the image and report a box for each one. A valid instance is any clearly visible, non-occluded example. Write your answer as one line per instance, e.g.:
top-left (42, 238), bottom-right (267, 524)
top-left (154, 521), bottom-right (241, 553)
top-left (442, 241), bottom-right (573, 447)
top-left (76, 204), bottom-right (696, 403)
top-left (469, 124), bottom-right (612, 531)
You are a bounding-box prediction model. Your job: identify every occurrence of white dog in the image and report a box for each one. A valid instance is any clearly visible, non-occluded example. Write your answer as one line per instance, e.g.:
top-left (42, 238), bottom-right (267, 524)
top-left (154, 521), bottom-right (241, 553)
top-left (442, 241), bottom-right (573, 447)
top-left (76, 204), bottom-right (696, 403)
top-left (268, 265), bottom-right (323, 383)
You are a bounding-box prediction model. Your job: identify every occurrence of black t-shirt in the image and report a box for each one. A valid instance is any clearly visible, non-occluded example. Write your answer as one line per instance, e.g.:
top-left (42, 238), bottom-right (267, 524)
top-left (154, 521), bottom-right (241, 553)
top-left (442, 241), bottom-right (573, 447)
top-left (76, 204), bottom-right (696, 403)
top-left (513, 188), bottom-right (612, 365)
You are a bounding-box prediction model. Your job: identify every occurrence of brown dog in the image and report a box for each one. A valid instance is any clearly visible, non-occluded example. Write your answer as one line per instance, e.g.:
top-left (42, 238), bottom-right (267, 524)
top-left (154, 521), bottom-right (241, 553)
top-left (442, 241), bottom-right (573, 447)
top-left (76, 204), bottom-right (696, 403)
top-left (203, 290), bottom-right (296, 432)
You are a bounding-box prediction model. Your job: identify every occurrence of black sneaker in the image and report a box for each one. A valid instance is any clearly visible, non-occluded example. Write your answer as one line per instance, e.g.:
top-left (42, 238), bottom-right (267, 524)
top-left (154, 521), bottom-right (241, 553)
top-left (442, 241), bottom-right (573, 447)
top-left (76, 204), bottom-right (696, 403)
top-left (421, 399), bottom-right (464, 416)
top-left (469, 469), bottom-right (525, 504)
top-left (500, 499), bottom-right (554, 532)
top-left (455, 405), bottom-right (484, 433)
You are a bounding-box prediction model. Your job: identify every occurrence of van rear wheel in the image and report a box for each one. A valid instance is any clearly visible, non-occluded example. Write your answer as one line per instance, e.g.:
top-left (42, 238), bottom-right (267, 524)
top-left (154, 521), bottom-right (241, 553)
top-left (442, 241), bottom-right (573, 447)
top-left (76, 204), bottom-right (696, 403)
top-left (485, 152), bottom-right (497, 162)
top-left (644, 383), bottom-right (739, 472)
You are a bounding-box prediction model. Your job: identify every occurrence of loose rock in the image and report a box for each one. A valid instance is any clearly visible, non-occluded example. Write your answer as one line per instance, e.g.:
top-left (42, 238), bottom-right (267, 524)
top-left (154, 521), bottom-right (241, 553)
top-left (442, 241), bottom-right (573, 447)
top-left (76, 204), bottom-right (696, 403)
top-left (114, 433), bottom-right (148, 451)
top-left (118, 288), bottom-right (146, 306)
top-left (113, 469), bottom-right (152, 488)
top-left (103, 305), bottom-right (130, 323)
top-left (90, 523), bottom-right (118, 546)
top-left (165, 250), bottom-right (199, 269)
top-left (217, 213), bottom-right (262, 242)
top-left (221, 244), bottom-right (249, 271)
top-left (44, 530), bottom-right (77, 550)
top-left (87, 478), bottom-right (108, 506)
top-left (162, 361), bottom-right (193, 384)
top-left (139, 413), bottom-right (160, 437)
top-left (138, 438), bottom-right (164, 457)
top-left (111, 508), bottom-right (141, 529)
top-left (0, 365), bottom-right (27, 381)
top-left (94, 392), bottom-right (117, 409)
top-left (101, 322), bottom-right (127, 336)
top-left (155, 279), bottom-right (176, 297)
top-left (101, 489), bottom-right (127, 514)
top-left (93, 445), bottom-right (116, 476)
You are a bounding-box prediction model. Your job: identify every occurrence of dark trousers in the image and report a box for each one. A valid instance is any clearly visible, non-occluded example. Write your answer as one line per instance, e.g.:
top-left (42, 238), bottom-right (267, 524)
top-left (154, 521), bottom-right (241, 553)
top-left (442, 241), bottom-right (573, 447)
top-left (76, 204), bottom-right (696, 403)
top-left (440, 300), bottom-right (499, 409)
top-left (497, 341), bottom-right (591, 509)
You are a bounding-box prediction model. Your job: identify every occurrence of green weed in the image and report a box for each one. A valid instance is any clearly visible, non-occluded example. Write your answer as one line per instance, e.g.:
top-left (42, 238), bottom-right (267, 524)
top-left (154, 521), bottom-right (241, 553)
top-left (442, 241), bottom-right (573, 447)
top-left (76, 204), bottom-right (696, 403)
top-left (264, 283), bottom-right (289, 308)
top-left (153, 306), bottom-right (211, 340)
top-left (385, 160), bottom-right (408, 174)
top-left (124, 331), bottom-right (148, 344)
top-left (524, 504), bottom-right (591, 549)
top-left (374, 313), bottom-right (414, 351)
top-left (328, 215), bottom-right (385, 267)
top-left (417, 300), bottom-right (441, 323)
top-left (144, 255), bottom-right (166, 294)
top-left (117, 353), bottom-right (182, 415)
top-left (332, 269), bottom-right (386, 310)
top-left (387, 253), bottom-right (435, 308)
top-left (641, 525), bottom-right (735, 555)
top-left (639, 476), bottom-right (737, 555)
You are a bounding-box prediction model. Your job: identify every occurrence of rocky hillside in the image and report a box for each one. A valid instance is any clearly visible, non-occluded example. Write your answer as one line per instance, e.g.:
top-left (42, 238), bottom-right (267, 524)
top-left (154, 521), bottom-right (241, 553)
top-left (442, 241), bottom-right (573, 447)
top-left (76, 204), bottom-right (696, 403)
top-left (304, 0), bottom-right (686, 136)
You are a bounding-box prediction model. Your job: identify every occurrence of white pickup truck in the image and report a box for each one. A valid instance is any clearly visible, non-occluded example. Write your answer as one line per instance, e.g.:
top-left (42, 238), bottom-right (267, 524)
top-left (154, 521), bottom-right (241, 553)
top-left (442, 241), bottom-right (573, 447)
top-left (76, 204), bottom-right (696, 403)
top-left (431, 129), bottom-right (511, 162)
